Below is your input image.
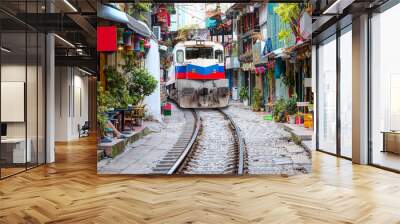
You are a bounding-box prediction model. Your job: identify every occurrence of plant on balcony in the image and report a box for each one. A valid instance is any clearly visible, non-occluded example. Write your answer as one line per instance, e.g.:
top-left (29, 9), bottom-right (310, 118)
top-left (282, 71), bottom-right (295, 90)
top-left (128, 3), bottom-right (151, 22)
top-left (274, 4), bottom-right (302, 43)
top-left (278, 29), bottom-right (291, 47)
top-left (251, 88), bottom-right (262, 111)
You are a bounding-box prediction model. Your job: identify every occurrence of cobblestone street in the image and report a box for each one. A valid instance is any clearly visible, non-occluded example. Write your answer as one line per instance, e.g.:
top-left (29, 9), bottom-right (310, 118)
top-left (98, 105), bottom-right (187, 174)
top-left (98, 103), bottom-right (311, 175)
top-left (223, 103), bottom-right (312, 175)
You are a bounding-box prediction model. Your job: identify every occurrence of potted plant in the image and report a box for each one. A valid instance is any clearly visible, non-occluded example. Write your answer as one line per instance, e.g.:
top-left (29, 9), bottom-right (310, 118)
top-left (122, 55), bottom-right (157, 125)
top-left (239, 86), bottom-right (249, 106)
top-left (285, 94), bottom-right (297, 124)
top-left (97, 83), bottom-right (113, 142)
top-left (123, 56), bottom-right (158, 105)
top-left (273, 98), bottom-right (286, 122)
top-left (251, 88), bottom-right (262, 111)
top-left (105, 66), bottom-right (129, 110)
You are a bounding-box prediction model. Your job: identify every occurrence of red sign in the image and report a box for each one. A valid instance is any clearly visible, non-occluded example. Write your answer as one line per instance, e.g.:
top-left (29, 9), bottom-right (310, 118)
top-left (97, 26), bottom-right (117, 52)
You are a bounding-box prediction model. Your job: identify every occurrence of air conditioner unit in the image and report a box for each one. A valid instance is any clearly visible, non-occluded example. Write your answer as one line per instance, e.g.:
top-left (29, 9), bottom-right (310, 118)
top-left (152, 26), bottom-right (161, 40)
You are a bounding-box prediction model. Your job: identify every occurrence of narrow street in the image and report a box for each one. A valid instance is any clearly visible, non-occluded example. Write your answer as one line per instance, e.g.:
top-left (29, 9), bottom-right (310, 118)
top-left (99, 103), bottom-right (311, 175)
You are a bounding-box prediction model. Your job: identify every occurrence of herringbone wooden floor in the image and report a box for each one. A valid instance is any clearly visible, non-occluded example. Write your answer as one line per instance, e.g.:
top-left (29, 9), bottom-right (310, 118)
top-left (1, 136), bottom-right (400, 224)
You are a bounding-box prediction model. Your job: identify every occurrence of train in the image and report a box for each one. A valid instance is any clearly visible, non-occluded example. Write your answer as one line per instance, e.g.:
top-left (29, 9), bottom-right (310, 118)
top-left (166, 40), bottom-right (229, 108)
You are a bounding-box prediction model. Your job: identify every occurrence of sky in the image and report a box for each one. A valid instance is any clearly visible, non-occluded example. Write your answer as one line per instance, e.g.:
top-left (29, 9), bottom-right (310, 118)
top-left (170, 3), bottom-right (233, 32)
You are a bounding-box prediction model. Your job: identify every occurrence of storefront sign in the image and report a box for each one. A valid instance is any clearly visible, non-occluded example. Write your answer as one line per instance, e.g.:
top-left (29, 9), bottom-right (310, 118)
top-left (97, 26), bottom-right (117, 52)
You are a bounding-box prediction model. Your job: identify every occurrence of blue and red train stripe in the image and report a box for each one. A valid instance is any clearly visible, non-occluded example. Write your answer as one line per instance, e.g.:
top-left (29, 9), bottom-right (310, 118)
top-left (176, 64), bottom-right (225, 80)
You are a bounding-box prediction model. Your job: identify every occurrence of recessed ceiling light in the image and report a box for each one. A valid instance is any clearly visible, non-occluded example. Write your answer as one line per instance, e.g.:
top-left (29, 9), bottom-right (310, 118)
top-left (1, 47), bottom-right (11, 53)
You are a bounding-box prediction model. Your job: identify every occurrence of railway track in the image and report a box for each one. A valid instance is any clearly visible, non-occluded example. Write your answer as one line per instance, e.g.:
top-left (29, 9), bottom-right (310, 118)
top-left (153, 104), bottom-right (245, 175)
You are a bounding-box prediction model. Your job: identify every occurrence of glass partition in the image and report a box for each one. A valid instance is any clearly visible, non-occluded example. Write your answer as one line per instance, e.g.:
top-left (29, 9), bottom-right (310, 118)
top-left (0, 1), bottom-right (46, 179)
top-left (370, 4), bottom-right (400, 171)
top-left (317, 35), bottom-right (337, 154)
top-left (1, 31), bottom-right (28, 177)
top-left (339, 27), bottom-right (352, 158)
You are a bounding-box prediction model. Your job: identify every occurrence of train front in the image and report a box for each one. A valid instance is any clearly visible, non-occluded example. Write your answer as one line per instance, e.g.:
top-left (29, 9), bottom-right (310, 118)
top-left (174, 41), bottom-right (229, 108)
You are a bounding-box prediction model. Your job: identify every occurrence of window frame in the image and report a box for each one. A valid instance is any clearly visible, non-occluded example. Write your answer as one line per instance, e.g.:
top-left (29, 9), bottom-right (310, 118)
top-left (215, 49), bottom-right (224, 63)
top-left (176, 50), bottom-right (184, 64)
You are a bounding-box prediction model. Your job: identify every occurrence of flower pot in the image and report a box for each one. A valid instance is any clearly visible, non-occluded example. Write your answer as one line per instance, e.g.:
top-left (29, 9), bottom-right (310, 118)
top-left (243, 99), bottom-right (249, 107)
top-left (295, 116), bottom-right (303, 125)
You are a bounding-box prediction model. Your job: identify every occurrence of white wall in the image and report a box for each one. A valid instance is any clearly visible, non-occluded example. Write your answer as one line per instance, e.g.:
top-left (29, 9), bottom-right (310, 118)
top-left (54, 67), bottom-right (89, 141)
top-left (144, 39), bottom-right (162, 121)
top-left (1, 63), bottom-right (46, 164)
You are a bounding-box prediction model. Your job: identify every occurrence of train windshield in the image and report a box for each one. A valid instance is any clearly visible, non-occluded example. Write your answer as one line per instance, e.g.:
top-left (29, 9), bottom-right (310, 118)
top-left (186, 47), bottom-right (213, 60)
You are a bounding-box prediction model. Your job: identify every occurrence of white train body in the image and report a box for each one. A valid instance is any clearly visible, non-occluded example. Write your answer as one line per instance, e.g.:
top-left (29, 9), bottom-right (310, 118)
top-left (166, 40), bottom-right (229, 108)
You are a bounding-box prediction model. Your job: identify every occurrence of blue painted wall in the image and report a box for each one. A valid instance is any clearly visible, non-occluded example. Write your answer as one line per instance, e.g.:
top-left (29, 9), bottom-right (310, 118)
top-left (266, 3), bottom-right (296, 50)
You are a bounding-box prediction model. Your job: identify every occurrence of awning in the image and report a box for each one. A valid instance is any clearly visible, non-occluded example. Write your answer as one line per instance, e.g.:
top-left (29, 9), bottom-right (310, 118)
top-left (126, 14), bottom-right (152, 37)
top-left (97, 3), bottom-right (129, 24)
top-left (98, 3), bottom-right (152, 38)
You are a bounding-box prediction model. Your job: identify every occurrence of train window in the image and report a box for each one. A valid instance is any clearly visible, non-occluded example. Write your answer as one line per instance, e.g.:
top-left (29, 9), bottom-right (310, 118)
top-left (186, 47), bottom-right (213, 60)
top-left (176, 50), bottom-right (184, 63)
top-left (215, 50), bottom-right (223, 63)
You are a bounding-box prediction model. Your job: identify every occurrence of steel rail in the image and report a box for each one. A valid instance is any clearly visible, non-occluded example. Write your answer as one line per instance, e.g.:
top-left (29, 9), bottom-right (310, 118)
top-left (217, 108), bottom-right (245, 175)
top-left (167, 109), bottom-right (200, 175)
